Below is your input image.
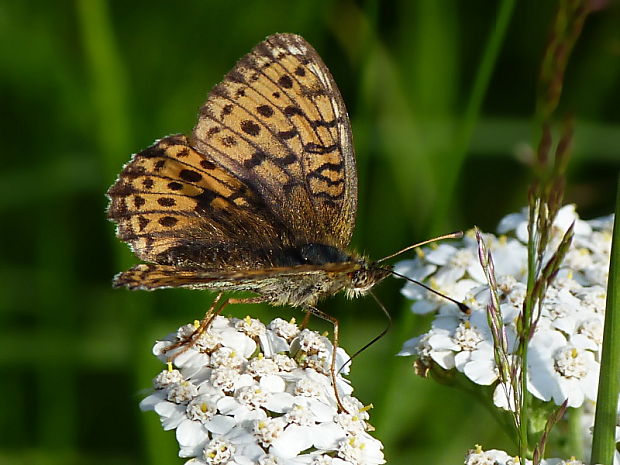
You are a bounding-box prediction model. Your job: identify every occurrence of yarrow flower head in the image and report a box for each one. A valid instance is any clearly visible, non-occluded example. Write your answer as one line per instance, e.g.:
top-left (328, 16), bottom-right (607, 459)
top-left (140, 316), bottom-right (385, 465)
top-left (464, 445), bottom-right (588, 465)
top-left (396, 206), bottom-right (613, 412)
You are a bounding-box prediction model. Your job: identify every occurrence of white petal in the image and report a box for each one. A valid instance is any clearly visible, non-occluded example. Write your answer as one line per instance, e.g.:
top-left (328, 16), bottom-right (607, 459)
top-left (516, 222), bottom-right (529, 243)
top-left (526, 363), bottom-right (558, 403)
top-left (306, 398), bottom-right (336, 422)
top-left (265, 392), bottom-right (295, 413)
top-left (155, 402), bottom-right (185, 430)
top-left (430, 350), bottom-right (455, 370)
top-left (263, 332), bottom-right (290, 355)
top-left (425, 244), bottom-right (457, 265)
top-left (312, 422), bottom-right (347, 449)
top-left (139, 391), bottom-right (166, 411)
top-left (464, 359), bottom-right (497, 385)
top-left (270, 425), bottom-right (314, 458)
top-left (237, 408), bottom-right (266, 423)
top-left (557, 378), bottom-right (584, 408)
top-left (570, 334), bottom-right (598, 351)
top-left (428, 333), bottom-right (460, 351)
top-left (401, 283), bottom-right (425, 301)
top-left (179, 442), bottom-right (206, 459)
top-left (398, 337), bottom-right (419, 356)
top-left (393, 259), bottom-right (417, 275)
top-left (452, 279), bottom-right (480, 299)
top-left (466, 261), bottom-right (486, 283)
top-left (497, 212), bottom-right (524, 234)
top-left (454, 351), bottom-right (472, 371)
top-left (260, 374), bottom-right (286, 393)
top-left (177, 419), bottom-right (208, 447)
top-left (493, 383), bottom-right (516, 411)
top-left (233, 374), bottom-right (255, 390)
top-left (221, 329), bottom-right (256, 356)
top-left (153, 340), bottom-right (174, 360)
top-left (582, 369), bottom-right (600, 401)
top-left (217, 396), bottom-right (240, 415)
top-left (205, 415), bottom-right (236, 435)
top-left (492, 242), bottom-right (528, 278)
top-left (434, 266), bottom-right (466, 285)
top-left (174, 348), bottom-right (204, 369)
top-left (411, 299), bottom-right (438, 314)
top-left (335, 347), bottom-right (351, 375)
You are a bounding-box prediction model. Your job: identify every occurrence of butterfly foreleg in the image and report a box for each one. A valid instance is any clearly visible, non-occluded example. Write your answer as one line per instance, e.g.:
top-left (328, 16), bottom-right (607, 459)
top-left (163, 292), bottom-right (226, 358)
top-left (299, 309), bottom-right (312, 329)
top-left (164, 293), bottom-right (269, 359)
top-left (305, 305), bottom-right (348, 413)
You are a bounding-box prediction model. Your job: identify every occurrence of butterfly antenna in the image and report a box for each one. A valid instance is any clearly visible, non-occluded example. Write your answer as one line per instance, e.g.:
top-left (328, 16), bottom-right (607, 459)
top-left (385, 267), bottom-right (470, 313)
top-left (338, 290), bottom-right (391, 373)
top-left (375, 231), bottom-right (463, 264)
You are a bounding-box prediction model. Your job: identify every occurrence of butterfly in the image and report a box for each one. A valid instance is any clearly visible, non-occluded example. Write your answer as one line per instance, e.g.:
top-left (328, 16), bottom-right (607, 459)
top-left (107, 33), bottom-right (392, 307)
top-left (107, 33), bottom-right (461, 409)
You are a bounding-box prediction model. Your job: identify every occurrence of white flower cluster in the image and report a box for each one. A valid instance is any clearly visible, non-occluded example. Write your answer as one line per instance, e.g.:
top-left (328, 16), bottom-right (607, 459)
top-left (396, 205), bottom-right (613, 409)
top-left (464, 445), bottom-right (588, 465)
top-left (140, 315), bottom-right (385, 465)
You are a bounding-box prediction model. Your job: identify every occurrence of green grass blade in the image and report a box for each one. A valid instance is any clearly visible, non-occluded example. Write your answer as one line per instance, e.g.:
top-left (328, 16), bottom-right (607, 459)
top-left (430, 0), bottom-right (515, 233)
top-left (590, 173), bottom-right (620, 465)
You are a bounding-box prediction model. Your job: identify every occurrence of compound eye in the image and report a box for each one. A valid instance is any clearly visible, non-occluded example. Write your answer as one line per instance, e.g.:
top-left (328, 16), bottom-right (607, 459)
top-left (352, 270), bottom-right (368, 289)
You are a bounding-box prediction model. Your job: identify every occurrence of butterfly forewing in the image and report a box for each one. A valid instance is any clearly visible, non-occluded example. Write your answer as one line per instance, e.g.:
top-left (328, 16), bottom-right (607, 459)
top-left (191, 33), bottom-right (357, 248)
top-left (114, 262), bottom-right (361, 308)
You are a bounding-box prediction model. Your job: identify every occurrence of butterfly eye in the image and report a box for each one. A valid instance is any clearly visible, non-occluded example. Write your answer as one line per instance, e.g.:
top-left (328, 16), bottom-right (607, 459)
top-left (350, 270), bottom-right (371, 290)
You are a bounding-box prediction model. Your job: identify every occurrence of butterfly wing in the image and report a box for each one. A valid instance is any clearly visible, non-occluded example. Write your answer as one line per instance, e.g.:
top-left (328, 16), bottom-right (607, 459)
top-left (108, 34), bottom-right (359, 290)
top-left (113, 262), bottom-right (361, 307)
top-left (107, 134), bottom-right (295, 270)
top-left (191, 33), bottom-right (357, 249)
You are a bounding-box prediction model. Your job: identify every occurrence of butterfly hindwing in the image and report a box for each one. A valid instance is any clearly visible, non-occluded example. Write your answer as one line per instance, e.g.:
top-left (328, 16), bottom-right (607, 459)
top-left (191, 33), bottom-right (357, 249)
top-left (107, 134), bottom-right (295, 269)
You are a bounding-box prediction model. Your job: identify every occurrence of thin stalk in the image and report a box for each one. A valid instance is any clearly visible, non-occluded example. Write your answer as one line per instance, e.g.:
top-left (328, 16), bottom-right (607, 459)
top-left (567, 407), bottom-right (584, 461)
top-left (519, 196), bottom-right (541, 460)
top-left (590, 174), bottom-right (620, 465)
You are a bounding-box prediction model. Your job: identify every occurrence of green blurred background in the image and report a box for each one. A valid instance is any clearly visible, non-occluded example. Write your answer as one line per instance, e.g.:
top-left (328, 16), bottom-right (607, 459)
top-left (1, 1), bottom-right (619, 464)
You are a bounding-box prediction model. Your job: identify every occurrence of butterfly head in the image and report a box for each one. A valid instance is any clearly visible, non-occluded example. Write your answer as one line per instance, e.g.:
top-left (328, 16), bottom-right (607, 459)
top-left (346, 261), bottom-right (392, 298)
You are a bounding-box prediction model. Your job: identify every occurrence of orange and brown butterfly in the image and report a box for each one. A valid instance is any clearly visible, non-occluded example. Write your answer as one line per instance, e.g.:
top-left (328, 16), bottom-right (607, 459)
top-left (107, 33), bottom-right (393, 309)
top-left (107, 33), bottom-right (464, 409)
top-left (107, 33), bottom-right (397, 409)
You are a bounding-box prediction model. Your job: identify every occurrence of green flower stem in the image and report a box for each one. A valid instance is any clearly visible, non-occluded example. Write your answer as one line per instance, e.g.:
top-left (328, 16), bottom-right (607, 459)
top-left (566, 407), bottom-right (583, 462)
top-left (590, 173), bottom-right (620, 465)
top-left (520, 197), bottom-right (540, 461)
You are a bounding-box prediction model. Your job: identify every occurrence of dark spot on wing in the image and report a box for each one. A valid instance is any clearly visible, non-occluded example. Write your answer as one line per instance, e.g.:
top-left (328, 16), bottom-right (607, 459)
top-left (243, 151), bottom-right (267, 169)
top-left (179, 169), bottom-right (202, 183)
top-left (256, 105), bottom-right (274, 117)
top-left (241, 120), bottom-right (261, 136)
top-left (284, 106), bottom-right (303, 117)
top-left (278, 75), bottom-right (293, 89)
top-left (278, 129), bottom-right (298, 140)
top-left (157, 197), bottom-right (176, 207)
top-left (159, 216), bottom-right (178, 227)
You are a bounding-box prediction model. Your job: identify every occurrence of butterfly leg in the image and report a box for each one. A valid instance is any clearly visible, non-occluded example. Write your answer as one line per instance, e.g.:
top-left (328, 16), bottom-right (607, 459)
top-left (164, 293), bottom-right (267, 359)
top-left (305, 305), bottom-right (348, 413)
top-left (163, 292), bottom-right (226, 357)
top-left (185, 294), bottom-right (267, 346)
top-left (299, 309), bottom-right (312, 328)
